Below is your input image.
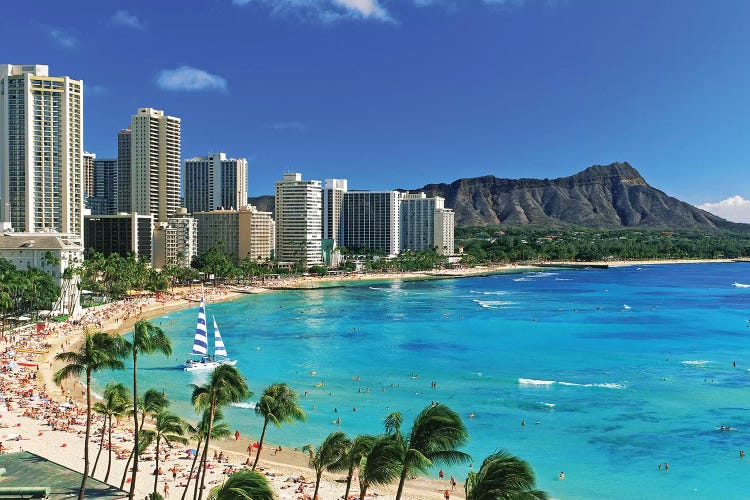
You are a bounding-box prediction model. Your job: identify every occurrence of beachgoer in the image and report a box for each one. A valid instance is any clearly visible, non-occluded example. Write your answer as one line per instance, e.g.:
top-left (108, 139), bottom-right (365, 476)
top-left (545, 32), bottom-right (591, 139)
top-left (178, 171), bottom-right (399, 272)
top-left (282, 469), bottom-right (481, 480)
top-left (439, 468), bottom-right (444, 479)
top-left (164, 482), bottom-right (169, 498)
top-left (521, 420), bottom-right (525, 426)
top-left (741, 450), bottom-right (745, 458)
top-left (664, 462), bottom-right (669, 470)
top-left (658, 464), bottom-right (662, 470)
top-left (247, 444), bottom-right (253, 456)
top-left (559, 472), bottom-right (564, 480)
top-left (235, 430), bottom-right (240, 440)
top-left (444, 489), bottom-right (450, 499)
top-left (450, 476), bottom-right (456, 490)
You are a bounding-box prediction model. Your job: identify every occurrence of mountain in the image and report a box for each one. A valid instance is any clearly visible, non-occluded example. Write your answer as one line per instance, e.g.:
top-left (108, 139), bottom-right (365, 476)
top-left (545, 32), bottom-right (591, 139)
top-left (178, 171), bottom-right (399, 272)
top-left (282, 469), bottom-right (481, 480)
top-left (412, 162), bottom-right (750, 231)
top-left (247, 195), bottom-right (275, 214)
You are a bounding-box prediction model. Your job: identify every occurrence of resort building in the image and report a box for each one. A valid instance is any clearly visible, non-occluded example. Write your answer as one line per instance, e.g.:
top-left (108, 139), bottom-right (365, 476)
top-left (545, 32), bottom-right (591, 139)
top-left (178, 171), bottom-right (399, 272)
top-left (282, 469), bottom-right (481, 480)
top-left (341, 190), bottom-right (401, 256)
top-left (399, 193), bottom-right (454, 254)
top-left (116, 128), bottom-right (131, 213)
top-left (130, 107), bottom-right (181, 223)
top-left (434, 207), bottom-right (455, 256)
top-left (0, 232), bottom-right (83, 314)
top-left (322, 178), bottom-right (347, 247)
top-left (83, 151), bottom-right (96, 199)
top-left (183, 153), bottom-right (248, 213)
top-left (153, 208), bottom-right (198, 269)
top-left (193, 205), bottom-right (275, 261)
top-left (275, 173), bottom-right (322, 265)
top-left (90, 157), bottom-right (117, 215)
top-left (83, 213), bottom-right (154, 262)
top-left (0, 64), bottom-right (84, 239)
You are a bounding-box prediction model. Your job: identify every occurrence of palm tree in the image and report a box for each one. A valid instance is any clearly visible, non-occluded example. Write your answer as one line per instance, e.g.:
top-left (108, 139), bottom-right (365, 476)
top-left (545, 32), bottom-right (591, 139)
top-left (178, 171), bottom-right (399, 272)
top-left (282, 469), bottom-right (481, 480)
top-left (302, 431), bottom-right (350, 499)
top-left (358, 435), bottom-right (402, 500)
top-left (120, 389), bottom-right (170, 489)
top-left (207, 470), bottom-right (273, 500)
top-left (92, 382), bottom-right (130, 482)
top-left (139, 410), bottom-right (188, 496)
top-left (181, 409), bottom-right (231, 500)
top-left (191, 364), bottom-right (250, 500)
top-left (125, 320), bottom-right (172, 500)
top-left (464, 450), bottom-right (548, 500)
top-left (252, 383), bottom-right (306, 470)
top-left (53, 332), bottom-right (126, 500)
top-left (387, 405), bottom-right (471, 500)
top-left (342, 435), bottom-right (376, 500)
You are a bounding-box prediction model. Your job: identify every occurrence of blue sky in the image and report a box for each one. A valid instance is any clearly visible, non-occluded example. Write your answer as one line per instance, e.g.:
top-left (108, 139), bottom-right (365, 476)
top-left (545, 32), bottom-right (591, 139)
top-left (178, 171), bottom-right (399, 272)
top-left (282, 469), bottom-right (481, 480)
top-left (6, 0), bottom-right (750, 218)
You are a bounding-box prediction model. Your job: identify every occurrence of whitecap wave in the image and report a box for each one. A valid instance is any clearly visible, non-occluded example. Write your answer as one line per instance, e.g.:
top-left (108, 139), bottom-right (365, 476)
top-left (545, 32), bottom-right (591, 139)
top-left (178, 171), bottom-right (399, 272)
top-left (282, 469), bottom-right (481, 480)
top-left (518, 378), bottom-right (555, 386)
top-left (681, 360), bottom-right (710, 366)
top-left (539, 402), bottom-right (556, 408)
top-left (231, 402), bottom-right (257, 409)
top-left (473, 299), bottom-right (514, 309)
top-left (733, 282), bottom-right (750, 288)
top-left (470, 290), bottom-right (510, 296)
top-left (513, 272), bottom-right (557, 282)
top-left (558, 381), bottom-right (625, 389)
top-left (554, 278), bottom-right (572, 281)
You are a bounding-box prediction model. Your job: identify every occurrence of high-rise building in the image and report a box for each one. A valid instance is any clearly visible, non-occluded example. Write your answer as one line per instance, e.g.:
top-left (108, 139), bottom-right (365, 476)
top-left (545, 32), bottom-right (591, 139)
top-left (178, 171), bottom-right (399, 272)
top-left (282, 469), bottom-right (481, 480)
top-left (153, 208), bottom-right (198, 269)
top-left (183, 153), bottom-right (248, 213)
top-left (0, 64), bottom-right (83, 238)
top-left (116, 128), bottom-right (131, 213)
top-left (341, 190), bottom-right (401, 256)
top-left (84, 213), bottom-right (154, 261)
top-left (83, 151), bottom-right (96, 199)
top-left (434, 208), bottom-right (455, 256)
top-left (400, 193), bottom-right (444, 252)
top-left (194, 205), bottom-right (275, 261)
top-left (91, 157), bottom-right (117, 214)
top-left (275, 173), bottom-right (322, 265)
top-left (130, 108), bottom-right (180, 223)
top-left (322, 178), bottom-right (347, 246)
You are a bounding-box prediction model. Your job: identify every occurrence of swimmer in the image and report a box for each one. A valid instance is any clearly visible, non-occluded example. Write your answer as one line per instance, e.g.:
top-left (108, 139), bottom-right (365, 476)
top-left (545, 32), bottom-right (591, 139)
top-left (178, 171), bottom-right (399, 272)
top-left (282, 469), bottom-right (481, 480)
top-left (521, 420), bottom-right (525, 427)
top-left (469, 412), bottom-right (475, 418)
top-left (559, 472), bottom-right (564, 480)
top-left (536, 420), bottom-right (541, 425)
top-left (741, 450), bottom-right (745, 458)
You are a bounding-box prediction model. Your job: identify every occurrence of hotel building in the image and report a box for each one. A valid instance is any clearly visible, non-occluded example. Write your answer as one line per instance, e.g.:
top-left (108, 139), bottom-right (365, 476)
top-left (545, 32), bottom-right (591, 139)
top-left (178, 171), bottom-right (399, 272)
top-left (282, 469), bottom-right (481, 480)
top-left (91, 157), bottom-right (117, 215)
top-left (322, 178), bottom-right (347, 247)
top-left (341, 190), bottom-right (401, 256)
top-left (153, 208), bottom-right (198, 269)
top-left (84, 213), bottom-right (154, 262)
top-left (116, 128), bottom-right (131, 213)
top-left (193, 205), bottom-right (275, 261)
top-left (183, 153), bottom-right (248, 213)
top-left (83, 151), bottom-right (95, 199)
top-left (275, 173), bottom-right (322, 265)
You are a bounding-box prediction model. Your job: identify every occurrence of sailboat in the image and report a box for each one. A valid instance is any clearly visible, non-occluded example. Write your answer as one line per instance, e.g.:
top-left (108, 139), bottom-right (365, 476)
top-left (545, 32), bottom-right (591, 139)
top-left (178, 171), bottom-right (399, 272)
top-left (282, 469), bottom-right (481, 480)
top-left (180, 297), bottom-right (237, 372)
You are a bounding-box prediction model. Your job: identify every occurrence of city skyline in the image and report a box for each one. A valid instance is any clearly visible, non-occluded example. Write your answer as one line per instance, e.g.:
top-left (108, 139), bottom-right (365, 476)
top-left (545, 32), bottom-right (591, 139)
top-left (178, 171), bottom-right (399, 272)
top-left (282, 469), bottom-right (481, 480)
top-left (4, 1), bottom-right (750, 220)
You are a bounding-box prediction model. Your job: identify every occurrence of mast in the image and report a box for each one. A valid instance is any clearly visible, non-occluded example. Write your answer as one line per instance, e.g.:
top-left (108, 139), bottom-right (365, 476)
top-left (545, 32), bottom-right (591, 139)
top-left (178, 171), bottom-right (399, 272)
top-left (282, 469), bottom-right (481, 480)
top-left (213, 316), bottom-right (228, 359)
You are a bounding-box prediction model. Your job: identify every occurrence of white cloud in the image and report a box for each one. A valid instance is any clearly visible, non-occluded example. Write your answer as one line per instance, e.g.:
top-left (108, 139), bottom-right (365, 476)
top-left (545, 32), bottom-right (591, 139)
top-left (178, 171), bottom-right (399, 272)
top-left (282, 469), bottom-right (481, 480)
top-left (266, 121), bottom-right (308, 132)
top-left (48, 28), bottom-right (78, 48)
top-left (697, 196), bottom-right (750, 223)
top-left (156, 66), bottom-right (228, 92)
top-left (232, 0), bottom-right (392, 23)
top-left (111, 10), bottom-right (146, 30)
top-left (333, 0), bottom-right (390, 19)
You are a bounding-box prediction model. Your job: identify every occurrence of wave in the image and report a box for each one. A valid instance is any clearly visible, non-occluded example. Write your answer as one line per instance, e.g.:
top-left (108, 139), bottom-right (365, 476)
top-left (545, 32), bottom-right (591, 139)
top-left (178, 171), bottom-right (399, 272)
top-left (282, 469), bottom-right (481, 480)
top-left (231, 402), bottom-right (257, 409)
top-left (733, 283), bottom-right (750, 288)
top-left (518, 378), bottom-right (555, 386)
top-left (539, 402), bottom-right (556, 408)
top-left (554, 278), bottom-right (572, 281)
top-left (681, 360), bottom-right (710, 366)
top-left (473, 300), bottom-right (514, 309)
top-left (513, 272), bottom-right (558, 282)
top-left (470, 290), bottom-right (510, 296)
top-left (558, 381), bottom-right (625, 389)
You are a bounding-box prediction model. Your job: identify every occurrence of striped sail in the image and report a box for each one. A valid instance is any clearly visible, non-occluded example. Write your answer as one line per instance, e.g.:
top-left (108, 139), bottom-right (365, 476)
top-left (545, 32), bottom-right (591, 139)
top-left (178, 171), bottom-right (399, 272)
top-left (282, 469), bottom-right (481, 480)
top-left (191, 297), bottom-right (209, 355)
top-left (213, 316), bottom-right (228, 358)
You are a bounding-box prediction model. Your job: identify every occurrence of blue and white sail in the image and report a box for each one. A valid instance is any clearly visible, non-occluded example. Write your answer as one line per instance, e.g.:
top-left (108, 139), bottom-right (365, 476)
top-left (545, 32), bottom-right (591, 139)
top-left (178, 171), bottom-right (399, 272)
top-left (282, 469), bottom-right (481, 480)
top-left (191, 297), bottom-right (209, 355)
top-left (213, 316), bottom-right (228, 358)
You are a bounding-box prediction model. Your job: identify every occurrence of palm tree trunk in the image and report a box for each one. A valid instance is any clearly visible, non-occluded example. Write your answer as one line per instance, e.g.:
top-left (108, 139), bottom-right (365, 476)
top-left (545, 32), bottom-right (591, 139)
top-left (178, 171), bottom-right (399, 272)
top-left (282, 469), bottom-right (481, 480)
top-left (251, 419), bottom-right (269, 470)
top-left (91, 416), bottom-right (107, 478)
top-left (128, 353), bottom-right (139, 500)
top-left (153, 434), bottom-right (161, 495)
top-left (105, 415), bottom-right (113, 483)
top-left (359, 481), bottom-right (368, 500)
top-left (79, 370), bottom-right (92, 500)
top-left (313, 471), bottom-right (322, 499)
top-left (395, 466), bottom-right (409, 500)
top-left (120, 415), bottom-right (146, 489)
top-left (343, 464), bottom-right (355, 500)
top-left (180, 439), bottom-right (202, 500)
top-left (196, 404), bottom-right (216, 500)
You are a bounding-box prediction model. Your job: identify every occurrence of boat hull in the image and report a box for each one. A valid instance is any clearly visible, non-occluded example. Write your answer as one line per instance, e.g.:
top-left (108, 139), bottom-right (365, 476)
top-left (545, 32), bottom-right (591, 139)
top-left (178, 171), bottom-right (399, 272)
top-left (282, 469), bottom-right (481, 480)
top-left (181, 359), bottom-right (237, 371)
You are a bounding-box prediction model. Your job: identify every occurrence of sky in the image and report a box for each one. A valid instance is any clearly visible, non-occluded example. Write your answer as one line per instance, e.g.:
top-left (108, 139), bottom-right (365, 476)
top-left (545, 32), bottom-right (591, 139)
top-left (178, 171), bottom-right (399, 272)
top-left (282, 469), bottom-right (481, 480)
top-left (5, 0), bottom-right (750, 220)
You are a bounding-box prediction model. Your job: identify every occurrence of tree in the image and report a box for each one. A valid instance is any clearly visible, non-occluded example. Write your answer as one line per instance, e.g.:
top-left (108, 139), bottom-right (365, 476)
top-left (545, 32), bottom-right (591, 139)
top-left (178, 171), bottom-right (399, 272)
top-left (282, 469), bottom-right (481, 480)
top-left (358, 435), bottom-right (402, 500)
top-left (139, 410), bottom-right (188, 496)
top-left (120, 389), bottom-right (170, 489)
top-left (464, 450), bottom-right (548, 500)
top-left (92, 382), bottom-right (130, 482)
top-left (252, 383), bottom-right (306, 470)
top-left (342, 435), bottom-right (376, 500)
top-left (387, 405), bottom-right (471, 500)
top-left (180, 409), bottom-right (231, 500)
top-left (53, 332), bottom-right (126, 500)
top-left (125, 320), bottom-right (172, 500)
top-left (302, 431), bottom-right (350, 499)
top-left (190, 364), bottom-right (250, 500)
top-left (207, 470), bottom-right (273, 500)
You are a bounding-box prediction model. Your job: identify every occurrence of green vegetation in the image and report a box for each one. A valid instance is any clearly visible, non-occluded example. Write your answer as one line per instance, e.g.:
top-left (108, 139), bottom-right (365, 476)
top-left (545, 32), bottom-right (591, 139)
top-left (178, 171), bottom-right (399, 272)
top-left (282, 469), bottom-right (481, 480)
top-left (457, 226), bottom-right (750, 263)
top-left (0, 257), bottom-right (60, 325)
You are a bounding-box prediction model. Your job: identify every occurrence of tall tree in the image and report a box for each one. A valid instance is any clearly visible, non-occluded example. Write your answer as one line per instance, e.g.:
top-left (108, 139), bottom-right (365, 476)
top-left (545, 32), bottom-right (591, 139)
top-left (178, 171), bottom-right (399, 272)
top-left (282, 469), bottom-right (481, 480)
top-left (138, 410), bottom-right (188, 496)
top-left (207, 470), bottom-right (273, 500)
top-left (125, 320), bottom-right (172, 500)
top-left (180, 409), bottom-right (231, 500)
top-left (342, 435), bottom-right (376, 500)
top-left (358, 435), bottom-right (402, 500)
top-left (53, 332), bottom-right (126, 499)
top-left (302, 431), bottom-right (350, 500)
top-left (387, 405), bottom-right (471, 500)
top-left (92, 382), bottom-right (130, 482)
top-left (120, 389), bottom-right (169, 489)
top-left (464, 450), bottom-right (548, 500)
top-left (190, 364), bottom-right (250, 500)
top-left (252, 383), bottom-right (306, 470)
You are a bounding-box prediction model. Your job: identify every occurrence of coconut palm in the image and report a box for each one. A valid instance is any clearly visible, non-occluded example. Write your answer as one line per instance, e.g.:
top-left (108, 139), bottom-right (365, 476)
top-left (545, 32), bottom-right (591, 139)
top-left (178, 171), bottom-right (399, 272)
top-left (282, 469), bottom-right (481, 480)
top-left (120, 389), bottom-right (170, 489)
top-left (464, 450), bottom-right (548, 500)
top-left (207, 470), bottom-right (274, 500)
top-left (358, 435), bottom-right (403, 500)
top-left (125, 320), bottom-right (172, 500)
top-left (302, 431), bottom-right (350, 499)
top-left (92, 382), bottom-right (130, 482)
top-left (191, 364), bottom-right (250, 500)
top-left (387, 405), bottom-right (471, 500)
top-left (53, 332), bottom-right (127, 500)
top-left (138, 410), bottom-right (188, 496)
top-left (252, 383), bottom-right (306, 470)
top-left (342, 434), bottom-right (376, 500)
top-left (181, 409), bottom-right (231, 500)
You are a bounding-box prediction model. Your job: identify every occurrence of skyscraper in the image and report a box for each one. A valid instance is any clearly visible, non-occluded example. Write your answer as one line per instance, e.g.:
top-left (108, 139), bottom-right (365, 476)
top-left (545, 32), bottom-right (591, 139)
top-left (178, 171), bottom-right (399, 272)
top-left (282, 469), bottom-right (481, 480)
top-left (341, 190), bottom-right (401, 256)
top-left (322, 178), bottom-right (347, 247)
top-left (91, 157), bottom-right (117, 214)
top-left (83, 151), bottom-right (96, 199)
top-left (0, 64), bottom-right (83, 237)
top-left (116, 128), bottom-right (131, 213)
top-left (130, 108), bottom-right (180, 223)
top-left (183, 153), bottom-right (248, 213)
top-left (275, 173), bottom-right (322, 265)
top-left (400, 193), bottom-right (443, 252)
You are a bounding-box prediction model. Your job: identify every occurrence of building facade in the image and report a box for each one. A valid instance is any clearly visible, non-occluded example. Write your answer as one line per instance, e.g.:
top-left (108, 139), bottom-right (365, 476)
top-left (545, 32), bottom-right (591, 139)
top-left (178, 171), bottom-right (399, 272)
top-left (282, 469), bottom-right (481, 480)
top-left (399, 193), bottom-right (448, 253)
top-left (434, 208), bottom-right (455, 256)
top-left (275, 173), bottom-right (322, 265)
top-left (0, 64), bottom-right (84, 238)
top-left (341, 190), bottom-right (401, 256)
top-left (83, 151), bottom-right (95, 199)
top-left (90, 157), bottom-right (117, 215)
top-left (194, 205), bottom-right (275, 261)
top-left (130, 108), bottom-right (180, 223)
top-left (116, 128), bottom-right (131, 213)
top-left (84, 213), bottom-right (154, 262)
top-left (153, 209), bottom-right (198, 269)
top-left (322, 178), bottom-right (347, 247)
top-left (183, 153), bottom-right (248, 214)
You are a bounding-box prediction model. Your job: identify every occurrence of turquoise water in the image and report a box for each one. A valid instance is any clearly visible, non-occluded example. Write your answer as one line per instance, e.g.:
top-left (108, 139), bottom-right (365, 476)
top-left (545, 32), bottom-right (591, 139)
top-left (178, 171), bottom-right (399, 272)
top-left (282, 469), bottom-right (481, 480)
top-left (97, 263), bottom-right (750, 499)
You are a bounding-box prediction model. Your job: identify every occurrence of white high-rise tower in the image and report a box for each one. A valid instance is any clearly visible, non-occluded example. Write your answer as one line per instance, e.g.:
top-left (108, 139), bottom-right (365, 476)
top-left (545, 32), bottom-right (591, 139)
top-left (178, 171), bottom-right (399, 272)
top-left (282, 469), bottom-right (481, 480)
top-left (275, 173), bottom-right (322, 265)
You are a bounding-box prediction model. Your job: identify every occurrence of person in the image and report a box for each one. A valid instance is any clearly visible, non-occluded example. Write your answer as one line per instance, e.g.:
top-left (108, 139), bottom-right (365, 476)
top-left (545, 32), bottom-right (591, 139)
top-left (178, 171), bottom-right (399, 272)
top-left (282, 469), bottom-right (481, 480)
top-left (444, 489), bottom-right (450, 499)
top-left (450, 476), bottom-right (456, 490)
top-left (664, 462), bottom-right (669, 470)
top-left (559, 472), bottom-right (564, 480)
top-left (163, 482), bottom-right (169, 498)
top-left (235, 430), bottom-right (240, 441)
top-left (247, 444), bottom-right (253, 456)
top-left (521, 420), bottom-right (525, 427)
top-left (439, 468), bottom-right (444, 479)
top-left (741, 450), bottom-right (745, 458)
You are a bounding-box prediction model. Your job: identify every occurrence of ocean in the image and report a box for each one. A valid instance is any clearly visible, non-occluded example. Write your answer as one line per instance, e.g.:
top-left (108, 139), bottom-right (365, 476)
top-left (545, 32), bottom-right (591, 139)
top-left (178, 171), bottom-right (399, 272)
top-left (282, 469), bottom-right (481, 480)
top-left (96, 263), bottom-right (750, 499)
